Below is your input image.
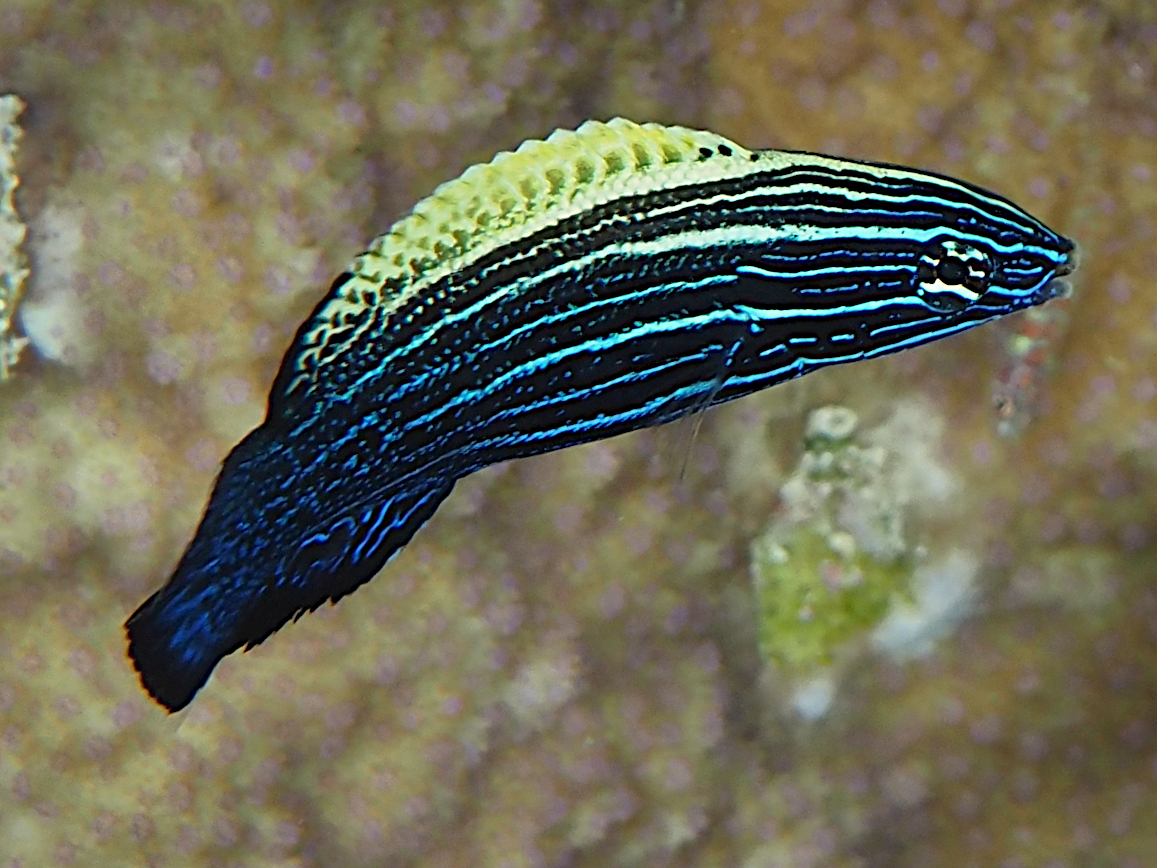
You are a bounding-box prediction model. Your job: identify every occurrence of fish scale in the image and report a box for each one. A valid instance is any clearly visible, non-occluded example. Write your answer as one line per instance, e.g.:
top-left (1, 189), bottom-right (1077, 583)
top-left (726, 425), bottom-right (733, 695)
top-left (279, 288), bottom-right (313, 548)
top-left (125, 118), bottom-right (1077, 712)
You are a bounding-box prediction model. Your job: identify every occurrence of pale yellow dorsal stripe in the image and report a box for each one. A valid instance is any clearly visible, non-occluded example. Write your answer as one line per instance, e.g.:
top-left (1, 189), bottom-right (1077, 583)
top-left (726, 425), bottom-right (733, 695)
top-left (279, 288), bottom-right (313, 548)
top-left (297, 119), bottom-right (759, 374)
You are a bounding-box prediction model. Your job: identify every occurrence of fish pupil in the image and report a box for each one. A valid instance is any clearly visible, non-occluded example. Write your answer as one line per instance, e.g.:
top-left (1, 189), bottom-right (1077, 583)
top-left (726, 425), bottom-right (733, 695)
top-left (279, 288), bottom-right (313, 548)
top-left (936, 257), bottom-right (969, 284)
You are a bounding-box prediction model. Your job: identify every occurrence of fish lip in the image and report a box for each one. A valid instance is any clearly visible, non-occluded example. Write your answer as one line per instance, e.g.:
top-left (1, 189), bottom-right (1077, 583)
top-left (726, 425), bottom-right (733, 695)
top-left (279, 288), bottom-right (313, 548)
top-left (1037, 240), bottom-right (1079, 301)
top-left (1054, 239), bottom-right (1079, 276)
top-left (1020, 240), bottom-right (1079, 305)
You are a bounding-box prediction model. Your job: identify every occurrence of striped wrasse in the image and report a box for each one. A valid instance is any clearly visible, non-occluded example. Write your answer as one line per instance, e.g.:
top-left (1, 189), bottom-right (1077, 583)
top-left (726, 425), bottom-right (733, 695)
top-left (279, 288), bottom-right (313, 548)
top-left (125, 118), bottom-right (1077, 711)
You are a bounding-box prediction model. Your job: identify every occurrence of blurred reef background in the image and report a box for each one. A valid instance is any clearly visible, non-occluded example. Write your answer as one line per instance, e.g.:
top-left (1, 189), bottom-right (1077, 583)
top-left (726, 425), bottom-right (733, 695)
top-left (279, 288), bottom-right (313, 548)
top-left (0, 0), bottom-right (1155, 865)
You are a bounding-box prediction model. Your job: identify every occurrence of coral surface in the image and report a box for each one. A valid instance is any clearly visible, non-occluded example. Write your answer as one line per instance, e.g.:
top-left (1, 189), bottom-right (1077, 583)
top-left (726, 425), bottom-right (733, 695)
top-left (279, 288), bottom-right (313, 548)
top-left (0, 0), bottom-right (1155, 866)
top-left (0, 93), bottom-right (28, 379)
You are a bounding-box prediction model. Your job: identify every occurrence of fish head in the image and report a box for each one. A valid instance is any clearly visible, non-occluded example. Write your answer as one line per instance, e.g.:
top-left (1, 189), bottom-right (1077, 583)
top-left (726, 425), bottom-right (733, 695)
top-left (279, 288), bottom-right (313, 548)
top-left (780, 175), bottom-right (1079, 361)
top-left (910, 221), bottom-right (1077, 319)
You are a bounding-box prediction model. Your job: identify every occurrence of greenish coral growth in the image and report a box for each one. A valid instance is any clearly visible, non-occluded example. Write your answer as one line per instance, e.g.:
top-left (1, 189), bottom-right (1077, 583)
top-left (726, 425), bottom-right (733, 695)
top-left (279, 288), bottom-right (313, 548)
top-left (752, 526), bottom-right (913, 671)
top-left (750, 405), bottom-right (923, 675)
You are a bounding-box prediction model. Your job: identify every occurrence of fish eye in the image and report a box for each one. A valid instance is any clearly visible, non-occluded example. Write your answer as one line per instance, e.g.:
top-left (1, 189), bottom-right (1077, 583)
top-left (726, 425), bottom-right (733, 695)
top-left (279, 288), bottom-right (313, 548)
top-left (915, 238), bottom-right (992, 312)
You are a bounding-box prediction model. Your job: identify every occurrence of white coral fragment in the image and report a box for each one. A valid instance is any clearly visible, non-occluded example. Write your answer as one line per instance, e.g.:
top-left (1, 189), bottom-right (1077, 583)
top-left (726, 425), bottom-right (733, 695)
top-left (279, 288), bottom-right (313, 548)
top-left (18, 203), bottom-right (91, 367)
top-left (872, 549), bottom-right (980, 658)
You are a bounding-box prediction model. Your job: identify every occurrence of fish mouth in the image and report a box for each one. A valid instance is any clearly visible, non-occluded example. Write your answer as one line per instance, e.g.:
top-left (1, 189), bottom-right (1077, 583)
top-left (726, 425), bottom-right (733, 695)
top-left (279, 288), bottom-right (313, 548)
top-left (1054, 238), bottom-right (1079, 276)
top-left (1032, 239), bottom-right (1078, 303)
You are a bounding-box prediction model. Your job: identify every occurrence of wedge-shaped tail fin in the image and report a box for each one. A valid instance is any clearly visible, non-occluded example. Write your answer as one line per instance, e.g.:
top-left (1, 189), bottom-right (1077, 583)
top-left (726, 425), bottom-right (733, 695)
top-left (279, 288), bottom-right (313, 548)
top-left (125, 475), bottom-right (456, 712)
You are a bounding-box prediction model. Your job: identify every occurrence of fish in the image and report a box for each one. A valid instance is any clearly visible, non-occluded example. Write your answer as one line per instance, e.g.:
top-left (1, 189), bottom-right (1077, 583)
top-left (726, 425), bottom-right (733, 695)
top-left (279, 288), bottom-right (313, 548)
top-left (125, 118), bottom-right (1077, 711)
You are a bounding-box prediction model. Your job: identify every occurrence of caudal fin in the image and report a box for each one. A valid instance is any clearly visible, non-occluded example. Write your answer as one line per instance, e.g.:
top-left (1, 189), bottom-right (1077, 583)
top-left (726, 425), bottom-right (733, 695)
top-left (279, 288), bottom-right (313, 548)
top-left (125, 587), bottom-right (230, 713)
top-left (125, 474), bottom-right (458, 713)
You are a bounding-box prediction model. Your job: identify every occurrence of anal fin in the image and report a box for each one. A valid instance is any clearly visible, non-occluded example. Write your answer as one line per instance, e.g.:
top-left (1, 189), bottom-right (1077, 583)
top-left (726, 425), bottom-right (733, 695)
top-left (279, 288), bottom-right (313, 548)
top-left (240, 474), bottom-right (459, 649)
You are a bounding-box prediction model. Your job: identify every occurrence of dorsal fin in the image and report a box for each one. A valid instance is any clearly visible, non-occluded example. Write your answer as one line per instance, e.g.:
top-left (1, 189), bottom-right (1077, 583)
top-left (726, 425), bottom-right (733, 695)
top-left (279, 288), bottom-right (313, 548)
top-left (368, 118), bottom-right (753, 296)
top-left (277, 119), bottom-right (755, 407)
